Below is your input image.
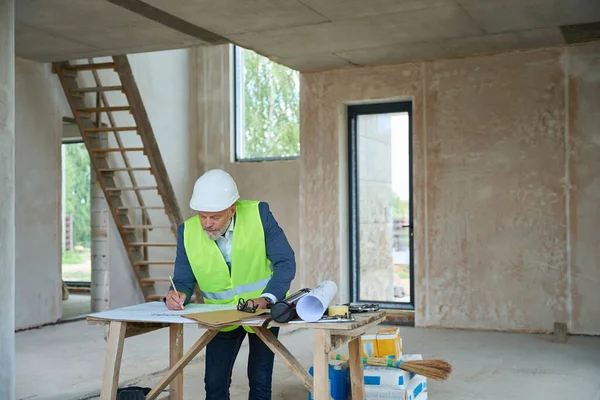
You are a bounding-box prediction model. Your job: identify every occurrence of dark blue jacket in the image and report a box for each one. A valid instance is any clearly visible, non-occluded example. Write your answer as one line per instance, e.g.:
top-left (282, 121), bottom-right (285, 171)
top-left (170, 201), bottom-right (296, 305)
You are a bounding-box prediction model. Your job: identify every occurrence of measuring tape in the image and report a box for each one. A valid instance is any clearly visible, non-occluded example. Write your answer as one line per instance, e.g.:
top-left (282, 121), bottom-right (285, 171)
top-left (327, 305), bottom-right (350, 317)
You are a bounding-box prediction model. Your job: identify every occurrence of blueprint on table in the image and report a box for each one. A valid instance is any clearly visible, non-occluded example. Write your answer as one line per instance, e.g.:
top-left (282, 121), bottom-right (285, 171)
top-left (88, 301), bottom-right (237, 324)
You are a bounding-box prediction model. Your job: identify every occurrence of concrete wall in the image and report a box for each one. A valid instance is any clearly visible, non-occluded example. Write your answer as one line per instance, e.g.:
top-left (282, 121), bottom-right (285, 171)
top-left (15, 58), bottom-right (64, 329)
top-left (0, 0), bottom-right (15, 395)
top-left (193, 45), bottom-right (301, 290)
top-left (300, 42), bottom-right (600, 335)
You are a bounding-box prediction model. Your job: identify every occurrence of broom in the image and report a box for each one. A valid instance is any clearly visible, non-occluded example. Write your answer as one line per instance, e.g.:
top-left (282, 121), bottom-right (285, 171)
top-left (330, 354), bottom-right (452, 381)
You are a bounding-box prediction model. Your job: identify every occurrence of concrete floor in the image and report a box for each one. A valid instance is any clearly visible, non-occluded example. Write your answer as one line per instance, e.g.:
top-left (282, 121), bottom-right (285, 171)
top-left (15, 320), bottom-right (600, 400)
top-left (61, 294), bottom-right (92, 321)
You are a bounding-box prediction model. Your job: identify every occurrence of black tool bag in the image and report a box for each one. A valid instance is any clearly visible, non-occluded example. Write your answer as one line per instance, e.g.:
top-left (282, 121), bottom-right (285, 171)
top-left (270, 300), bottom-right (298, 323)
top-left (261, 288), bottom-right (312, 326)
top-left (116, 386), bottom-right (152, 400)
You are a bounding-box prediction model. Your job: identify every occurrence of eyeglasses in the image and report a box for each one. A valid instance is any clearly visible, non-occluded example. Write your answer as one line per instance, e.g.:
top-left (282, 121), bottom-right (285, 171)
top-left (237, 298), bottom-right (258, 313)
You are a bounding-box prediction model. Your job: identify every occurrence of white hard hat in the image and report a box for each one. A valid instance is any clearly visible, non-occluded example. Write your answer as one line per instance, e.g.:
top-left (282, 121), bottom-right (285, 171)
top-left (189, 169), bottom-right (240, 212)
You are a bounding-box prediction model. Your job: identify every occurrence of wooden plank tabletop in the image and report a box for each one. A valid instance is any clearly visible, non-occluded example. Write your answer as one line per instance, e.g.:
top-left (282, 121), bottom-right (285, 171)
top-left (185, 311), bottom-right (387, 331)
top-left (87, 311), bottom-right (387, 331)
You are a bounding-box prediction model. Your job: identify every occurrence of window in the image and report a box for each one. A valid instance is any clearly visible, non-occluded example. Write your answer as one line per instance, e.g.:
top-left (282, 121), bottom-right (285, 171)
top-left (61, 139), bottom-right (91, 284)
top-left (348, 101), bottom-right (415, 310)
top-left (233, 46), bottom-right (300, 161)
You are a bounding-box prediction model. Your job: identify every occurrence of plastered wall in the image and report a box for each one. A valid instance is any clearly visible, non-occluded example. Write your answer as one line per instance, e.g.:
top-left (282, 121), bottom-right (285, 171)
top-left (193, 45), bottom-right (301, 291)
top-left (300, 42), bottom-right (600, 334)
top-left (15, 58), bottom-right (64, 329)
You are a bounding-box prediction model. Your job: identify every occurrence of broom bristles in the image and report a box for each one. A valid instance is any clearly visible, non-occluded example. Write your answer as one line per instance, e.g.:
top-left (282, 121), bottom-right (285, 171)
top-left (329, 354), bottom-right (452, 381)
top-left (398, 359), bottom-right (452, 381)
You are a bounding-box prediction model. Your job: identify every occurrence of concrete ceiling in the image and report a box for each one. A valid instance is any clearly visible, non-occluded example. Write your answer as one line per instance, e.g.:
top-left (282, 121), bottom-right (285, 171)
top-left (15, 0), bottom-right (600, 72)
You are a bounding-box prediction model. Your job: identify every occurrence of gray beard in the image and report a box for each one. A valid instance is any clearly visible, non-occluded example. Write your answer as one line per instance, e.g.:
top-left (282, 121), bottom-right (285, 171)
top-left (204, 216), bottom-right (232, 240)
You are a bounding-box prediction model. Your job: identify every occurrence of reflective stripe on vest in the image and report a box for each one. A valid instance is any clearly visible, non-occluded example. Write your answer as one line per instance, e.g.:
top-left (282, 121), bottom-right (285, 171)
top-left (202, 276), bottom-right (272, 300)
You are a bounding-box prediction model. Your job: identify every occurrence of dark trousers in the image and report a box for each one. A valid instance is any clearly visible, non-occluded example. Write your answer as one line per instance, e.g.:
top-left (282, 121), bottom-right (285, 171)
top-left (204, 326), bottom-right (279, 400)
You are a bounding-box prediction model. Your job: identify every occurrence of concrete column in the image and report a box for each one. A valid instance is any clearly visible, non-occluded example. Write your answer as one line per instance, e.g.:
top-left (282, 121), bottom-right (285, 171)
top-left (0, 0), bottom-right (15, 398)
top-left (91, 135), bottom-right (110, 312)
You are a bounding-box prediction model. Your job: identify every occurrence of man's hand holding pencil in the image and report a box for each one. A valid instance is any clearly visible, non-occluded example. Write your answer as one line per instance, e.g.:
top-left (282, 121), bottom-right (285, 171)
top-left (165, 276), bottom-right (186, 310)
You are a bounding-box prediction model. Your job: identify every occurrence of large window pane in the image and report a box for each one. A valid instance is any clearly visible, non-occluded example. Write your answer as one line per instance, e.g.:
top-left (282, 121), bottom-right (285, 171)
top-left (349, 102), bottom-right (414, 309)
top-left (234, 46), bottom-right (300, 161)
top-left (61, 141), bottom-right (91, 283)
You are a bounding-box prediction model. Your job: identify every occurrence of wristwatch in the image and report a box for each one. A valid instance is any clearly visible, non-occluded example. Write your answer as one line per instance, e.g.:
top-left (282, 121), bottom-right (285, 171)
top-left (261, 296), bottom-right (274, 308)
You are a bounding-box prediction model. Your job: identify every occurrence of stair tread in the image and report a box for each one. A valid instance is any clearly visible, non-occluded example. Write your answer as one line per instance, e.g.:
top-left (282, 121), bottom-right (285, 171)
top-left (63, 62), bottom-right (115, 71)
top-left (98, 167), bottom-right (151, 172)
top-left (84, 126), bottom-right (137, 132)
top-left (105, 186), bottom-right (157, 191)
top-left (117, 206), bottom-right (164, 210)
top-left (91, 147), bottom-right (144, 153)
top-left (145, 295), bottom-right (167, 301)
top-left (140, 278), bottom-right (170, 283)
top-left (77, 106), bottom-right (130, 113)
top-left (70, 85), bottom-right (122, 93)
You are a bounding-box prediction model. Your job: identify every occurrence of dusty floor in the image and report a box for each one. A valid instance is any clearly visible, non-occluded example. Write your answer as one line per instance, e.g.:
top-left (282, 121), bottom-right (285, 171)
top-left (15, 319), bottom-right (600, 400)
top-left (62, 294), bottom-right (92, 321)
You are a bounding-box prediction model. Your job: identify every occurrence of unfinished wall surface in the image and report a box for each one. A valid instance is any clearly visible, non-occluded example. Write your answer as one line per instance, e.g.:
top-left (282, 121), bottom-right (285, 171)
top-left (301, 42), bottom-right (600, 334)
top-left (568, 44), bottom-right (600, 334)
top-left (0, 0), bottom-right (15, 396)
top-left (15, 58), bottom-right (64, 329)
top-left (194, 45), bottom-right (301, 291)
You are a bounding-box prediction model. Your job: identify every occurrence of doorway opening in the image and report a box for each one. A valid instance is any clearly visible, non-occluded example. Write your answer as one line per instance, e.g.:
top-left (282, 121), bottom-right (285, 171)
top-left (348, 101), bottom-right (414, 310)
top-left (61, 122), bottom-right (92, 320)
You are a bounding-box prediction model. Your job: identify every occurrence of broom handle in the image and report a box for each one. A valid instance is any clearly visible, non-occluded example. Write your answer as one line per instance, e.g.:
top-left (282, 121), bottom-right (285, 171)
top-left (330, 354), bottom-right (404, 369)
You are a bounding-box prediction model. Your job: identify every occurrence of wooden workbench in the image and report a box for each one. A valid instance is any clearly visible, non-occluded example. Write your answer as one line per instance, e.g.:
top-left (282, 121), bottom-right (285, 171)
top-left (87, 303), bottom-right (386, 400)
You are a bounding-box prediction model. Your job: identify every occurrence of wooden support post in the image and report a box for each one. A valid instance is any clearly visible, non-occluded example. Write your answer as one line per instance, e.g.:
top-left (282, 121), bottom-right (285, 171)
top-left (312, 329), bottom-right (330, 400)
top-left (348, 337), bottom-right (366, 400)
top-left (146, 329), bottom-right (218, 400)
top-left (251, 327), bottom-right (313, 393)
top-left (100, 321), bottom-right (127, 400)
top-left (169, 324), bottom-right (184, 400)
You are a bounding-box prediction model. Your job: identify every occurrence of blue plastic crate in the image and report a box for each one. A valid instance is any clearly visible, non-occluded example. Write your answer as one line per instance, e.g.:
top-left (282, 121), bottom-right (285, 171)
top-left (307, 364), bottom-right (348, 400)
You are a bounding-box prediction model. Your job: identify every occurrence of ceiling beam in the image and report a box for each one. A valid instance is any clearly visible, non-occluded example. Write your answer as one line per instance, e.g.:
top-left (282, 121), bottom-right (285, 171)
top-left (104, 0), bottom-right (230, 45)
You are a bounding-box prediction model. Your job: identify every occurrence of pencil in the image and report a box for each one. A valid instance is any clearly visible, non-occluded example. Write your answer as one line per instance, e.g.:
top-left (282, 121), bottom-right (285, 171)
top-left (169, 275), bottom-right (184, 310)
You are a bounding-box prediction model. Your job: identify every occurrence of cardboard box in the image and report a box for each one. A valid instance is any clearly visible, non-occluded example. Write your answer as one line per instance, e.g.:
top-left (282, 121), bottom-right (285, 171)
top-left (376, 327), bottom-right (402, 359)
top-left (406, 375), bottom-right (427, 400)
top-left (364, 375), bottom-right (427, 400)
top-left (363, 354), bottom-right (423, 391)
top-left (361, 333), bottom-right (379, 358)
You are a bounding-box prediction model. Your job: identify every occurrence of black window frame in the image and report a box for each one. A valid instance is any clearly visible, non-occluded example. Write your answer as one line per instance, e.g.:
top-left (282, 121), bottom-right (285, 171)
top-left (348, 101), bottom-right (415, 310)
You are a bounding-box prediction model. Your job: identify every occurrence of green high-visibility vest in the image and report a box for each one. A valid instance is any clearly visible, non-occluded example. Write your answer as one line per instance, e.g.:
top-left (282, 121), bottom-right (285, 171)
top-left (183, 200), bottom-right (272, 333)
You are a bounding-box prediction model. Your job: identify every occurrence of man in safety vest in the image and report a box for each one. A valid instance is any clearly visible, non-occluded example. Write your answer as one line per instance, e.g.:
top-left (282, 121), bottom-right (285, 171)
top-left (165, 168), bottom-right (296, 400)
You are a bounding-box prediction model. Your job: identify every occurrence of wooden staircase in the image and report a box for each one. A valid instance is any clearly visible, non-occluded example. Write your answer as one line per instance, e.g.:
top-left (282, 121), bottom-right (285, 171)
top-left (53, 56), bottom-right (196, 303)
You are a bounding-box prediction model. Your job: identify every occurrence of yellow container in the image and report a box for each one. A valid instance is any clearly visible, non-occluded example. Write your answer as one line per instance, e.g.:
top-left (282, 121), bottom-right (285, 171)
top-left (360, 333), bottom-right (379, 358)
top-left (376, 327), bottom-right (402, 359)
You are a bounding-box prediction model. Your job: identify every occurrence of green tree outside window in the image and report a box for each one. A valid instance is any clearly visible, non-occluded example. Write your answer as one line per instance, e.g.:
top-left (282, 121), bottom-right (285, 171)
top-left (235, 47), bottom-right (300, 160)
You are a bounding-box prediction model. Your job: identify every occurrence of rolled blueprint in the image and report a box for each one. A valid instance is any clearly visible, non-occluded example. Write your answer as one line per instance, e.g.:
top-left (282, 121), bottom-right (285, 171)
top-left (296, 280), bottom-right (338, 322)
